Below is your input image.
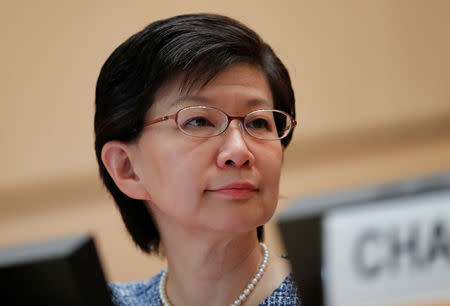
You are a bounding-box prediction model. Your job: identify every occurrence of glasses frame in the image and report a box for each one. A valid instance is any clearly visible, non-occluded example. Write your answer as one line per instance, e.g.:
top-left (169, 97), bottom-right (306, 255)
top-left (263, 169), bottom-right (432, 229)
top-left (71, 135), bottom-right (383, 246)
top-left (144, 105), bottom-right (297, 140)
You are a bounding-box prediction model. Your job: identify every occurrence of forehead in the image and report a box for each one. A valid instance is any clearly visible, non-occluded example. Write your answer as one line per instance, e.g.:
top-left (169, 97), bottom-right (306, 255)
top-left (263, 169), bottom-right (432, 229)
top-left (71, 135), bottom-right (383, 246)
top-left (148, 63), bottom-right (273, 117)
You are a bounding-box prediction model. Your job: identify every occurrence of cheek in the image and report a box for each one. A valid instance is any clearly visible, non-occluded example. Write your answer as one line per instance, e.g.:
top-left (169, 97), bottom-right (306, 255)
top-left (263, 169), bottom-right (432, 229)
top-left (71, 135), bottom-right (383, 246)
top-left (256, 143), bottom-right (283, 202)
top-left (259, 143), bottom-right (283, 178)
top-left (138, 139), bottom-right (212, 210)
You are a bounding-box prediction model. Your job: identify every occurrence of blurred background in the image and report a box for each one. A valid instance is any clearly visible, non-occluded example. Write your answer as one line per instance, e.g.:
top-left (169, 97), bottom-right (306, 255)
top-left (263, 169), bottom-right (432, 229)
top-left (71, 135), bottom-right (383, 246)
top-left (1, 0), bottom-right (449, 293)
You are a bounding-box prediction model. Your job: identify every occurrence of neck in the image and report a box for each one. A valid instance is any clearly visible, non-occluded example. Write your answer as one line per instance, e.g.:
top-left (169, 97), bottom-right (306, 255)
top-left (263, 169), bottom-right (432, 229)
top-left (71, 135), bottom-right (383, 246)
top-left (155, 214), bottom-right (264, 305)
top-left (166, 235), bottom-right (263, 306)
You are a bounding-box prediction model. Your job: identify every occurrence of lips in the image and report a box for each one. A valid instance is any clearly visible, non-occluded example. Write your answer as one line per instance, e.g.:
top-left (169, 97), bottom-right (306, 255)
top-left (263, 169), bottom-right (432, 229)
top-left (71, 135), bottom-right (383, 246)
top-left (206, 182), bottom-right (258, 198)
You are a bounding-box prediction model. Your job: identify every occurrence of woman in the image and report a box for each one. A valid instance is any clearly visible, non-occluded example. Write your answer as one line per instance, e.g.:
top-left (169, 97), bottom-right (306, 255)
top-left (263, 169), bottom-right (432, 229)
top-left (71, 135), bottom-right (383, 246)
top-left (95, 13), bottom-right (300, 306)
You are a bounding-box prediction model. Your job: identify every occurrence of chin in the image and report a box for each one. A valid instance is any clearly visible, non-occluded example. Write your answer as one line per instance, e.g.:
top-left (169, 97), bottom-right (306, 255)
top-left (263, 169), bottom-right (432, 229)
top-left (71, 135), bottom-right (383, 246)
top-left (220, 211), bottom-right (273, 233)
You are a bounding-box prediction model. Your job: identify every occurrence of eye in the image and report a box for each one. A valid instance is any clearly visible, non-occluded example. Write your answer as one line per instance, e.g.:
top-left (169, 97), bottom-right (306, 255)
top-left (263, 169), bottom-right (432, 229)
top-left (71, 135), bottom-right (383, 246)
top-left (246, 117), bottom-right (271, 130)
top-left (181, 116), bottom-right (215, 128)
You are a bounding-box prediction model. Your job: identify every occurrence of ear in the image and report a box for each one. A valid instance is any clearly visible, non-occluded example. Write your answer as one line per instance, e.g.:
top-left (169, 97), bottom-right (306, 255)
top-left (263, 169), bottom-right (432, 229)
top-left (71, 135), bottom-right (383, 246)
top-left (101, 141), bottom-right (151, 200)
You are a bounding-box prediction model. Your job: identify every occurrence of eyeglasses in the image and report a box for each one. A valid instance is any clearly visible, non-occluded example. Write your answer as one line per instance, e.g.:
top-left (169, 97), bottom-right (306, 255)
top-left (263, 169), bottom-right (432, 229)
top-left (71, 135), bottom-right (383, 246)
top-left (144, 105), bottom-right (297, 140)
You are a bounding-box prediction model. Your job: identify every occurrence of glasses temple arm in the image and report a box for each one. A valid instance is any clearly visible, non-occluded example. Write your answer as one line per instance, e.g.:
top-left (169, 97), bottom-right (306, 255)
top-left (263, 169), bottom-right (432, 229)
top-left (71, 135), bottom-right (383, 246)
top-left (144, 114), bottom-right (177, 127)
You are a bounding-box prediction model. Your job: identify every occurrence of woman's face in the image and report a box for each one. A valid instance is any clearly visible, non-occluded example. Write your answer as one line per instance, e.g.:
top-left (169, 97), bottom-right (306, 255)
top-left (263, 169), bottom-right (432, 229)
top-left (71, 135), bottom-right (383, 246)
top-left (131, 63), bottom-right (283, 235)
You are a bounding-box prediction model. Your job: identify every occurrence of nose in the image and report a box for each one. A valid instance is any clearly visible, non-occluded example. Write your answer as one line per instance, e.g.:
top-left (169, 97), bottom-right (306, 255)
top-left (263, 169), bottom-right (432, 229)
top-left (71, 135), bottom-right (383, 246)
top-left (216, 120), bottom-right (255, 168)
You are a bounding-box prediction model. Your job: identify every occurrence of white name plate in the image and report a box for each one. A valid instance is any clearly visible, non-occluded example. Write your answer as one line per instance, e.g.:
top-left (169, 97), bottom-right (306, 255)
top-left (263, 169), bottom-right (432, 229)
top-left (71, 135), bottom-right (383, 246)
top-left (323, 189), bottom-right (450, 306)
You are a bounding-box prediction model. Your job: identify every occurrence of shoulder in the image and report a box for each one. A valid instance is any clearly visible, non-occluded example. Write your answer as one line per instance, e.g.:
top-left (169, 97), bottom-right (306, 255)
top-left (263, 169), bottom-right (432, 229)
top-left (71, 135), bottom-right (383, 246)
top-left (259, 272), bottom-right (301, 306)
top-left (108, 270), bottom-right (163, 306)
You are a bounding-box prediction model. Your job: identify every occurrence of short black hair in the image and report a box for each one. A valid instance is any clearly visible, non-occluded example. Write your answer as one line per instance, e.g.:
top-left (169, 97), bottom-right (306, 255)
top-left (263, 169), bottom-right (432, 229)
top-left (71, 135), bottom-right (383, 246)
top-left (95, 13), bottom-right (296, 254)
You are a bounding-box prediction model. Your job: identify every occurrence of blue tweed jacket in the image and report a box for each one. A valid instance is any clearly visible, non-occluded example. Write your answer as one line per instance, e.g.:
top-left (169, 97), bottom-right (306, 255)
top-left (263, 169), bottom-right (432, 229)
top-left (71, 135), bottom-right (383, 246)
top-left (109, 270), bottom-right (301, 305)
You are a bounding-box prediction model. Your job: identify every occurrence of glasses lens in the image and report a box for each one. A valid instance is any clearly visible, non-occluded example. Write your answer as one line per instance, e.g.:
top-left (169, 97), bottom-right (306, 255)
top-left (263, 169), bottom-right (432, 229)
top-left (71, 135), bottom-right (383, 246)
top-left (177, 107), bottom-right (227, 137)
top-left (245, 110), bottom-right (291, 140)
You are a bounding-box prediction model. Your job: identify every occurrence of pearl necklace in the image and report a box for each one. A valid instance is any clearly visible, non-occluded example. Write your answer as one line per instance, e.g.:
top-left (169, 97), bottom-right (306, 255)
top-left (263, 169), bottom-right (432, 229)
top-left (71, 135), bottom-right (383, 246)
top-left (159, 242), bottom-right (269, 306)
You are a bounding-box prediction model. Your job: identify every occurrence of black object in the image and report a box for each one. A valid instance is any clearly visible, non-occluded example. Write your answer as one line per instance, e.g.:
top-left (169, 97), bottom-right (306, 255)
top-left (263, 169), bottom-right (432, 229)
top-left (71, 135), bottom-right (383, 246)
top-left (278, 207), bottom-right (324, 306)
top-left (0, 234), bottom-right (112, 306)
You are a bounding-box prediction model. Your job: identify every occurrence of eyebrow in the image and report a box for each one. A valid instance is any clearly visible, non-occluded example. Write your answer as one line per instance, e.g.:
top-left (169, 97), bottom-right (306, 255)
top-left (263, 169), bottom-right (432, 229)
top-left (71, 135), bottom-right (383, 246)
top-left (172, 95), bottom-right (272, 108)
